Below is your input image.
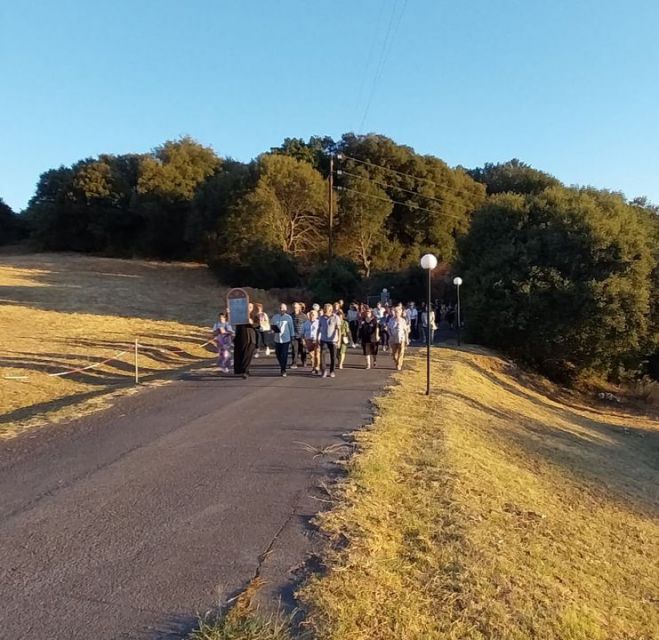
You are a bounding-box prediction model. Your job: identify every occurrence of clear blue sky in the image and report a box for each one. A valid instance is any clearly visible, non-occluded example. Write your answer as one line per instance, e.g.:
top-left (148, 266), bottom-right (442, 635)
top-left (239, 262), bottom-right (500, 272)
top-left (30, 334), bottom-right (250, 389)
top-left (2, 0), bottom-right (658, 211)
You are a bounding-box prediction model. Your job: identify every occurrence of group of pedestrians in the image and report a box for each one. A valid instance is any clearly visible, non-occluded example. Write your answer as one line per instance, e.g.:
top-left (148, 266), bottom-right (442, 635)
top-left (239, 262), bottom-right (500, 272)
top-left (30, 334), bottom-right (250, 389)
top-left (404, 300), bottom-right (461, 343)
top-left (212, 299), bottom-right (416, 379)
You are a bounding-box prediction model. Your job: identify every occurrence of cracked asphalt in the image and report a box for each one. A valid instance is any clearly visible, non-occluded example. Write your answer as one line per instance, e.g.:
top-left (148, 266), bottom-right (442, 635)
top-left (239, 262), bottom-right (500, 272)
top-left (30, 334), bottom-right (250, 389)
top-left (0, 352), bottom-right (392, 639)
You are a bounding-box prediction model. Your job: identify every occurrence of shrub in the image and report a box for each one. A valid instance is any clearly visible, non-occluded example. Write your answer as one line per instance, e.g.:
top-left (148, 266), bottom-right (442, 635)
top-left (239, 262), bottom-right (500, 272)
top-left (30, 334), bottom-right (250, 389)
top-left (457, 187), bottom-right (656, 382)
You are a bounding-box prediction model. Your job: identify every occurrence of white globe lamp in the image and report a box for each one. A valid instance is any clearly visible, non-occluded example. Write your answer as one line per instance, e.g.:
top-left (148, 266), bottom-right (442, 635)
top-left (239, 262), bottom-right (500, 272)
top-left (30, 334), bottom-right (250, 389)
top-left (420, 254), bottom-right (438, 270)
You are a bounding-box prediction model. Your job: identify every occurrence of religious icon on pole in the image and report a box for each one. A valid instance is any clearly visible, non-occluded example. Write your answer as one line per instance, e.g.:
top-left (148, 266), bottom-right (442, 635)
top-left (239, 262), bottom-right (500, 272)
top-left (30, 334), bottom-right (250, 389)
top-left (226, 288), bottom-right (250, 325)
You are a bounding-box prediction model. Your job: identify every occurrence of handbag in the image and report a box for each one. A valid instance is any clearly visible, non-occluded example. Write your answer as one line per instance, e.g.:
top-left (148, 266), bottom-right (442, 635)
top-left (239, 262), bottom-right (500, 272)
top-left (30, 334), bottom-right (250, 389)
top-left (342, 335), bottom-right (350, 345)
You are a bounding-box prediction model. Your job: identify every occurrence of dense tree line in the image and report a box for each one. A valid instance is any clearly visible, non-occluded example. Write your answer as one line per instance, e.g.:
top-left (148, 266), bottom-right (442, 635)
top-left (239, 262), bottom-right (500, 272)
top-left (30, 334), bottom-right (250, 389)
top-left (0, 198), bottom-right (25, 245)
top-left (10, 133), bottom-right (658, 382)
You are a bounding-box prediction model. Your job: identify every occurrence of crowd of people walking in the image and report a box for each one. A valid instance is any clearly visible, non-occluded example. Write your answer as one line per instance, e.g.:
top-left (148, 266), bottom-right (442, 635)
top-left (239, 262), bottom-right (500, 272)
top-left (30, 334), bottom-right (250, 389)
top-left (212, 298), bottom-right (460, 379)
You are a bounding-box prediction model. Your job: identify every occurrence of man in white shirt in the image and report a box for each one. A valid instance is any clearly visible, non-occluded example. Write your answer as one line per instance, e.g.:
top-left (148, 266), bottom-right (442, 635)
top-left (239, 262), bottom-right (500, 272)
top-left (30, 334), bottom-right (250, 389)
top-left (270, 303), bottom-right (295, 377)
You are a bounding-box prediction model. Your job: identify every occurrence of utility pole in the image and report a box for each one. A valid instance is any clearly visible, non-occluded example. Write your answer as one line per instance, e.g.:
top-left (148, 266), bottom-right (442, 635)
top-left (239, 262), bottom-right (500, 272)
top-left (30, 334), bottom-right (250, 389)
top-left (328, 154), bottom-right (334, 287)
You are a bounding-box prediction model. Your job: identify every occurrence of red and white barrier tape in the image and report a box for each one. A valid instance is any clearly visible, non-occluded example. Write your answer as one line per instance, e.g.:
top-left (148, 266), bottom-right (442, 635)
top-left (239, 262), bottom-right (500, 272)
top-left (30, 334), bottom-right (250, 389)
top-left (48, 350), bottom-right (130, 377)
top-left (2, 349), bottom-right (129, 380)
top-left (135, 337), bottom-right (217, 355)
top-left (2, 336), bottom-right (218, 381)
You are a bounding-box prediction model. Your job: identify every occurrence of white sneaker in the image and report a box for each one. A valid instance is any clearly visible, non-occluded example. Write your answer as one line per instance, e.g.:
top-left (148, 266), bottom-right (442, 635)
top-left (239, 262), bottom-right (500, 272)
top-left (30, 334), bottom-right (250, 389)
top-left (330, 372), bottom-right (336, 378)
top-left (290, 364), bottom-right (298, 369)
top-left (265, 347), bottom-right (271, 356)
top-left (322, 370), bottom-right (328, 378)
top-left (254, 352), bottom-right (260, 358)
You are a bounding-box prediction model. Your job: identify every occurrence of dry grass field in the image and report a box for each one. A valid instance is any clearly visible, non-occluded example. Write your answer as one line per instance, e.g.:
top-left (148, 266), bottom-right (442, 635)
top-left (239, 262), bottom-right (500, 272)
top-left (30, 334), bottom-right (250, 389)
top-left (0, 252), bottom-right (275, 439)
top-left (299, 348), bottom-right (659, 640)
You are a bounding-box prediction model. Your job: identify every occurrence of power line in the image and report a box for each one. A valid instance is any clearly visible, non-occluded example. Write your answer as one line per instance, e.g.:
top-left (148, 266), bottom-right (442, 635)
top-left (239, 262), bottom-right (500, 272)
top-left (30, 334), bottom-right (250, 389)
top-left (358, 0), bottom-right (407, 132)
top-left (336, 185), bottom-right (472, 222)
top-left (337, 168), bottom-right (474, 211)
top-left (338, 152), bottom-right (482, 200)
top-left (353, 1), bottom-right (388, 128)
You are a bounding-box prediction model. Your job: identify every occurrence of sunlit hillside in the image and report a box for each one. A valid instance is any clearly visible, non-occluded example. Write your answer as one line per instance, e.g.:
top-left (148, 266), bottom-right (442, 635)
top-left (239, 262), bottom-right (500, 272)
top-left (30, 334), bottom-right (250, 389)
top-left (0, 252), bottom-right (275, 438)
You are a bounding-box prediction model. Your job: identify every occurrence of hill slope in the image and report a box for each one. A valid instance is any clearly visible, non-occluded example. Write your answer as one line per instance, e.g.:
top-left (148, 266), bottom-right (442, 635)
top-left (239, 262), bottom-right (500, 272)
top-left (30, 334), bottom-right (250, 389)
top-left (300, 347), bottom-right (659, 640)
top-left (0, 253), bottom-right (274, 438)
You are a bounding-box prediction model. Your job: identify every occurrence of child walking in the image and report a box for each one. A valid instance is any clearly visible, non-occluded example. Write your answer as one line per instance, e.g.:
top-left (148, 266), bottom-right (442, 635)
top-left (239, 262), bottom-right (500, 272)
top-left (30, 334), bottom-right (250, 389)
top-left (213, 312), bottom-right (234, 373)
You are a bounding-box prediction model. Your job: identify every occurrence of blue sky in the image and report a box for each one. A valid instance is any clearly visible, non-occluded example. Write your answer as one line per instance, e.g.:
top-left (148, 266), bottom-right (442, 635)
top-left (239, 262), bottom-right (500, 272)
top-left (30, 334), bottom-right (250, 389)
top-left (2, 0), bottom-right (658, 211)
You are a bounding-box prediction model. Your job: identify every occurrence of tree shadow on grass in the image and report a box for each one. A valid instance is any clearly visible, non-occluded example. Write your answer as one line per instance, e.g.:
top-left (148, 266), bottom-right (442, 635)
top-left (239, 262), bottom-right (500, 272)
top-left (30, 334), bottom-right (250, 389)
top-left (443, 382), bottom-right (659, 518)
top-left (0, 387), bottom-right (129, 429)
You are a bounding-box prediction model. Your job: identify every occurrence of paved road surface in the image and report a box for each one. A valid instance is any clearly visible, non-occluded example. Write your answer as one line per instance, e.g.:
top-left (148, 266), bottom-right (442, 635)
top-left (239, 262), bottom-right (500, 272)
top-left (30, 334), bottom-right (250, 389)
top-left (0, 352), bottom-right (392, 639)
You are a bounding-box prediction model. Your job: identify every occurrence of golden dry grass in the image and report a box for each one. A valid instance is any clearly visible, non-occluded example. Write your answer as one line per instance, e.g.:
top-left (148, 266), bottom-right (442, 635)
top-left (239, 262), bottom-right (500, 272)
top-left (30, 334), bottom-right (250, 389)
top-left (300, 347), bottom-right (659, 640)
top-left (0, 252), bottom-right (276, 439)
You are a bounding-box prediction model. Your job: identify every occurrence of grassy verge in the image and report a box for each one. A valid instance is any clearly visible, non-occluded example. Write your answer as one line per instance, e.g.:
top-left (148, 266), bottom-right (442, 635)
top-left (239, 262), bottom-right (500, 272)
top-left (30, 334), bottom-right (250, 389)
top-left (299, 347), bottom-right (659, 639)
top-left (0, 252), bottom-right (276, 438)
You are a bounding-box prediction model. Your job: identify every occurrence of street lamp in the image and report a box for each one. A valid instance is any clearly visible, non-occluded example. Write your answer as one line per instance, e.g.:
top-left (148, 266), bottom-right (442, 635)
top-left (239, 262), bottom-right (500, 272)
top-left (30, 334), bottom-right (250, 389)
top-left (453, 276), bottom-right (463, 346)
top-left (420, 253), bottom-right (438, 395)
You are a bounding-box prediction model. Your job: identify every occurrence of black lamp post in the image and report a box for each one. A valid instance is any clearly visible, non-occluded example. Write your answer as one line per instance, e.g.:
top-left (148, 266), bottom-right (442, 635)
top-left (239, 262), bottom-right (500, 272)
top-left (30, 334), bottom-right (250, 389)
top-left (420, 253), bottom-right (438, 395)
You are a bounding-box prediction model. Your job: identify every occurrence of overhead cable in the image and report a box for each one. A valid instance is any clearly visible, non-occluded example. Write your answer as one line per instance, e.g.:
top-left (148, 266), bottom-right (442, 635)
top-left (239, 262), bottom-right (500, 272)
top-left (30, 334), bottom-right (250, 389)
top-left (338, 152), bottom-right (481, 200)
top-left (337, 168), bottom-right (473, 211)
top-left (336, 185), bottom-right (472, 222)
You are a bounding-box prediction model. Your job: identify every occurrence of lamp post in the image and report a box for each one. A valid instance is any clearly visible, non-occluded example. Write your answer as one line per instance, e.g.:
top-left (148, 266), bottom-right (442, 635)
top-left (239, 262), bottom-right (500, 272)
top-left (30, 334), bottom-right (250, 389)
top-left (453, 276), bottom-right (463, 346)
top-left (420, 254), bottom-right (438, 395)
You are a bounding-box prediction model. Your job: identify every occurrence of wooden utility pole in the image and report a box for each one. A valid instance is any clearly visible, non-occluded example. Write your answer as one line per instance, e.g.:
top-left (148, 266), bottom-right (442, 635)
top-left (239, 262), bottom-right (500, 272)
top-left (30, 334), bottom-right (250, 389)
top-left (328, 154), bottom-right (334, 286)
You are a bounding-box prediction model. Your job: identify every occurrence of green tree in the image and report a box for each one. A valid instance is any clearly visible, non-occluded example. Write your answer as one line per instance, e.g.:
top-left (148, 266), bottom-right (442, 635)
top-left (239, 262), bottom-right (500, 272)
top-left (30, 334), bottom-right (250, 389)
top-left (309, 257), bottom-right (361, 303)
top-left (336, 134), bottom-right (486, 266)
top-left (188, 159), bottom-right (255, 260)
top-left (336, 168), bottom-right (393, 277)
top-left (270, 136), bottom-right (335, 175)
top-left (457, 187), bottom-right (656, 381)
top-left (24, 166), bottom-right (79, 250)
top-left (134, 137), bottom-right (220, 258)
top-left (137, 136), bottom-right (220, 200)
top-left (0, 197), bottom-right (22, 245)
top-left (225, 153), bottom-right (328, 259)
top-left (468, 159), bottom-right (560, 195)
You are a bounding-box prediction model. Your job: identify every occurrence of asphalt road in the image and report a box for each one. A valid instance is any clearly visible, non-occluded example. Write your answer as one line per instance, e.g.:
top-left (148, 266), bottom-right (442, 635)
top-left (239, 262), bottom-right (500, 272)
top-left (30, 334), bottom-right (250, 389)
top-left (0, 351), bottom-right (393, 639)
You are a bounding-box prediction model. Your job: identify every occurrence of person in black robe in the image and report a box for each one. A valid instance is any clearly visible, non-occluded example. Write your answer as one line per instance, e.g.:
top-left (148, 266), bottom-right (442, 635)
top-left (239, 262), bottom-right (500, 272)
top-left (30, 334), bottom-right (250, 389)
top-left (233, 303), bottom-right (258, 378)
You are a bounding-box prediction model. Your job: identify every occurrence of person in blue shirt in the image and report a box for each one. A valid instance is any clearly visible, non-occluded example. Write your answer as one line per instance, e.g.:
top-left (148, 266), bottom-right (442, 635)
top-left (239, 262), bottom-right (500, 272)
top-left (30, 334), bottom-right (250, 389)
top-left (270, 303), bottom-right (295, 377)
